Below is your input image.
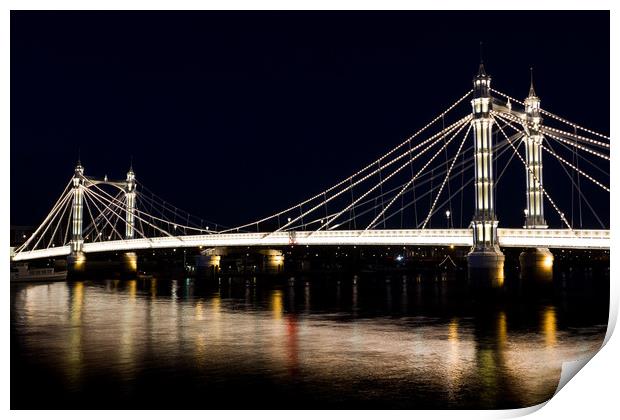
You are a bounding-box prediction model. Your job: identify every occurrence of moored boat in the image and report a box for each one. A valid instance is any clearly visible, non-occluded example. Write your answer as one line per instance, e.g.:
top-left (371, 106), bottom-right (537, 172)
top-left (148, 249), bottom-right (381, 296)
top-left (10, 263), bottom-right (67, 282)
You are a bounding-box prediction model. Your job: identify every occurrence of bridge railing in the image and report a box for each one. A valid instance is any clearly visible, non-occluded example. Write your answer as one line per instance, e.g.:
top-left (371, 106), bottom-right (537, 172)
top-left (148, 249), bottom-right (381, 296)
top-left (497, 228), bottom-right (610, 249)
top-left (11, 228), bottom-right (610, 262)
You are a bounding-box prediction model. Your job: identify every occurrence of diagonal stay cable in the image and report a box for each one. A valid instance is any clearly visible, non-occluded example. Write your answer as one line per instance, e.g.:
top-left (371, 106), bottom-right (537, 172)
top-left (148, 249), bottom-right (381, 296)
top-left (225, 94), bottom-right (473, 233)
top-left (496, 114), bottom-right (609, 192)
top-left (543, 137), bottom-right (606, 228)
top-left (356, 120), bottom-right (471, 231)
top-left (277, 116), bottom-right (472, 234)
top-left (492, 112), bottom-right (572, 230)
top-left (421, 124), bottom-right (472, 229)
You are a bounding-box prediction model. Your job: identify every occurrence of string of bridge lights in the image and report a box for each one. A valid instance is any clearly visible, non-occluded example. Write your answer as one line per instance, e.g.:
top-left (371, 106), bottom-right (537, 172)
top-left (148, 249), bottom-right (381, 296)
top-left (363, 123), bottom-right (471, 231)
top-left (14, 180), bottom-right (73, 253)
top-left (45, 191), bottom-right (74, 249)
top-left (540, 126), bottom-right (610, 152)
top-left (221, 91), bottom-right (474, 234)
top-left (317, 117), bottom-right (472, 233)
top-left (495, 111), bottom-right (610, 159)
top-left (29, 190), bottom-right (74, 251)
top-left (421, 125), bottom-right (472, 230)
top-left (84, 178), bottom-right (214, 236)
top-left (84, 190), bottom-right (128, 241)
top-left (289, 146), bottom-right (475, 231)
top-left (341, 138), bottom-right (511, 231)
top-left (492, 112), bottom-right (573, 230)
top-left (494, 114), bottom-right (610, 192)
top-left (539, 108), bottom-right (610, 141)
top-left (266, 114), bottom-right (472, 233)
top-left (137, 181), bottom-right (225, 231)
top-left (540, 141), bottom-right (610, 192)
top-left (15, 76), bottom-right (613, 257)
top-left (83, 179), bottom-right (186, 240)
top-left (491, 88), bottom-right (611, 142)
top-left (544, 127), bottom-right (609, 177)
top-left (271, 115), bottom-right (472, 234)
top-left (542, 136), bottom-right (607, 229)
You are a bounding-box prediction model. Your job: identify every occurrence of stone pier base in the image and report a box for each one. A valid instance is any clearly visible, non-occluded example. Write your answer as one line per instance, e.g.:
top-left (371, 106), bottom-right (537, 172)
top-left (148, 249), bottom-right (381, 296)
top-left (519, 248), bottom-right (554, 283)
top-left (467, 250), bottom-right (506, 289)
top-left (121, 252), bottom-right (138, 276)
top-left (67, 251), bottom-right (87, 274)
top-left (260, 249), bottom-right (284, 274)
top-left (195, 248), bottom-right (224, 277)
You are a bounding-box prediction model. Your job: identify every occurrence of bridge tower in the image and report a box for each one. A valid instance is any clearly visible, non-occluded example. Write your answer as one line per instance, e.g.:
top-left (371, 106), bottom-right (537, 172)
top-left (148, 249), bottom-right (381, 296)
top-left (121, 162), bottom-right (138, 275)
top-left (125, 163), bottom-right (136, 239)
top-left (68, 159), bottom-right (86, 272)
top-left (523, 71), bottom-right (546, 228)
top-left (520, 70), bottom-right (553, 280)
top-left (467, 62), bottom-right (505, 286)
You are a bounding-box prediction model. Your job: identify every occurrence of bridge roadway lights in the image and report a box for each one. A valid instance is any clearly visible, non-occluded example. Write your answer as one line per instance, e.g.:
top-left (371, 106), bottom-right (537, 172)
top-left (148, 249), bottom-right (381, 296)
top-left (467, 251), bottom-right (506, 289)
top-left (67, 251), bottom-right (87, 274)
top-left (519, 248), bottom-right (554, 283)
top-left (120, 252), bottom-right (138, 276)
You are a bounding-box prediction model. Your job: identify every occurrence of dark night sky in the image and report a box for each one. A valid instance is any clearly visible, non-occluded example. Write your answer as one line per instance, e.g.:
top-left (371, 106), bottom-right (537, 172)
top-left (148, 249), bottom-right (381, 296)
top-left (10, 11), bottom-right (609, 229)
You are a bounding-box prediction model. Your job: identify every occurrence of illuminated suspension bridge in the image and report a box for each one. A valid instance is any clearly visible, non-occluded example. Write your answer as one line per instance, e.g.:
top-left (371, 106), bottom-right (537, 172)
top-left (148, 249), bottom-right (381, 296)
top-left (11, 63), bottom-right (610, 280)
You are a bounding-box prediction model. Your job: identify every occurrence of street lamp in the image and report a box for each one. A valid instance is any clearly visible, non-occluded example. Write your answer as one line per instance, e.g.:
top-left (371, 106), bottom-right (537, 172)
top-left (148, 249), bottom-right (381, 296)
top-left (445, 210), bottom-right (451, 228)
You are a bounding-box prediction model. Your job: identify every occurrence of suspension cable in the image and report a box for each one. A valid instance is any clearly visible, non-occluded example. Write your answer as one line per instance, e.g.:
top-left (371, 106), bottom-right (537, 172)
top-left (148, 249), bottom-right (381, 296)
top-left (544, 137), bottom-right (606, 228)
top-left (492, 113), bottom-right (572, 229)
top-left (491, 88), bottom-right (610, 141)
top-left (273, 116), bottom-right (472, 233)
top-left (224, 95), bottom-right (473, 233)
top-left (363, 122), bottom-right (471, 231)
top-left (495, 114), bottom-right (609, 192)
top-left (422, 125), bottom-right (472, 229)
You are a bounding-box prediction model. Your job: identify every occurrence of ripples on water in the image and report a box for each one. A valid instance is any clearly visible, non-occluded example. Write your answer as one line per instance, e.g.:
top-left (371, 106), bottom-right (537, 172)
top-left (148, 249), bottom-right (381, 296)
top-left (11, 274), bottom-right (608, 409)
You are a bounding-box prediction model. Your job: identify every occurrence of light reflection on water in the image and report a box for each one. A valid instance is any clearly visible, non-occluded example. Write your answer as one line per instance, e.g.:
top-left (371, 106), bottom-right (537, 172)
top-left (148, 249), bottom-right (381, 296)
top-left (11, 276), bottom-right (607, 409)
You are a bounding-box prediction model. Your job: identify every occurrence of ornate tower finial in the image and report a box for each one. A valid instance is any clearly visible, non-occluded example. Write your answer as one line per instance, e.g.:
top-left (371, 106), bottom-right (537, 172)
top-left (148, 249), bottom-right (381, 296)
top-left (477, 42), bottom-right (487, 76)
top-left (129, 155), bottom-right (134, 172)
top-left (528, 66), bottom-right (537, 98)
top-left (74, 148), bottom-right (84, 176)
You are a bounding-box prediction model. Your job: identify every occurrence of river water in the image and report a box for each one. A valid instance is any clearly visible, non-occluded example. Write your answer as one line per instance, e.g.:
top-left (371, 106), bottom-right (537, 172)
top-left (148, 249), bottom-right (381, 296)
top-left (11, 273), bottom-right (608, 409)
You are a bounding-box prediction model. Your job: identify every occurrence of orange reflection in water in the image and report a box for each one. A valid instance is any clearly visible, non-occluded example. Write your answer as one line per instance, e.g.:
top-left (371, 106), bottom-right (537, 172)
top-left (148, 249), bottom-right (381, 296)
top-left (12, 280), bottom-right (607, 409)
top-left (68, 281), bottom-right (84, 388)
top-left (497, 311), bottom-right (507, 348)
top-left (271, 290), bottom-right (283, 320)
top-left (542, 306), bottom-right (557, 348)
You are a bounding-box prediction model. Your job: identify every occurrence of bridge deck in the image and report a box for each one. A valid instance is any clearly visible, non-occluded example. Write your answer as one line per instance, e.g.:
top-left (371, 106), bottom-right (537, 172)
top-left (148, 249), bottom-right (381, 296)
top-left (11, 228), bottom-right (610, 262)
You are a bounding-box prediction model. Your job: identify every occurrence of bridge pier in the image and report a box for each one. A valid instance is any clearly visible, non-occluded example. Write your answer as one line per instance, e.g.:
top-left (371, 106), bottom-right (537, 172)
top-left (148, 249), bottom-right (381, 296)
top-left (195, 247), bottom-right (224, 276)
top-left (519, 248), bottom-right (553, 283)
top-left (260, 249), bottom-right (284, 273)
top-left (467, 251), bottom-right (505, 288)
top-left (120, 252), bottom-right (138, 275)
top-left (67, 251), bottom-right (87, 274)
